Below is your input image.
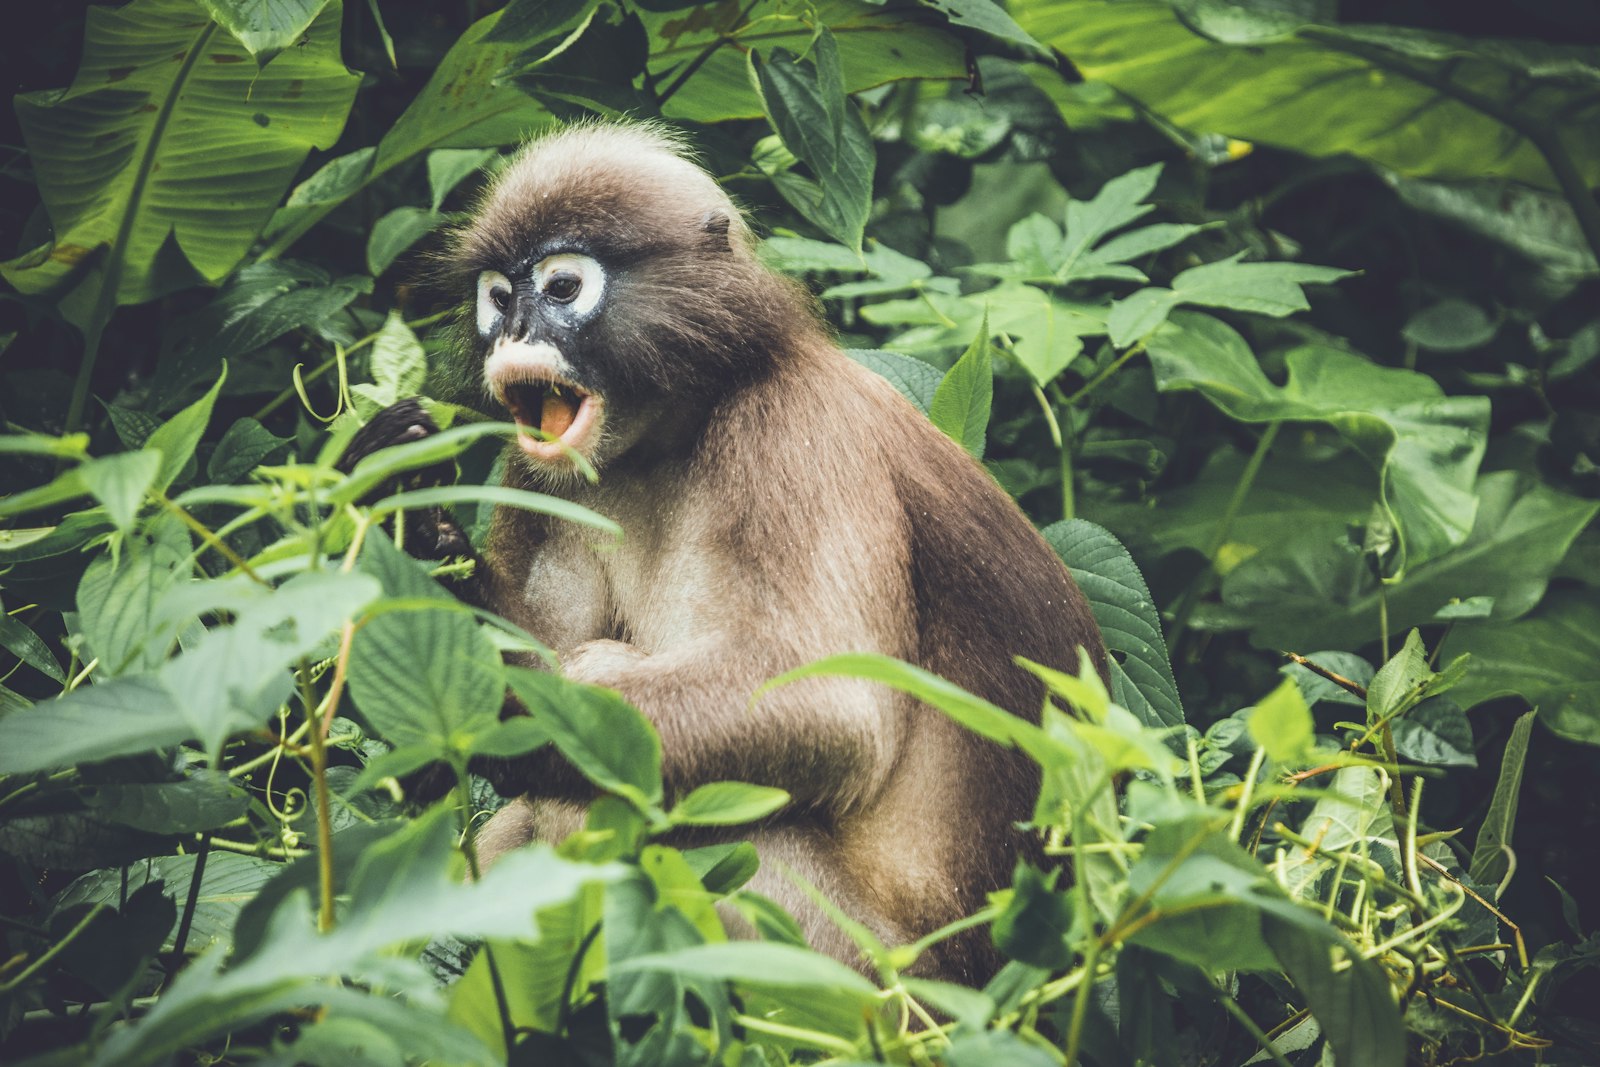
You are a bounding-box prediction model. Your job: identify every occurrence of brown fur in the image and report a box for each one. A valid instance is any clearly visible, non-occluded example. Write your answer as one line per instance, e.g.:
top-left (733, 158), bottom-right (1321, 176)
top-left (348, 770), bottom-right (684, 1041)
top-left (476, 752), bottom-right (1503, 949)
top-left (449, 123), bottom-right (1107, 983)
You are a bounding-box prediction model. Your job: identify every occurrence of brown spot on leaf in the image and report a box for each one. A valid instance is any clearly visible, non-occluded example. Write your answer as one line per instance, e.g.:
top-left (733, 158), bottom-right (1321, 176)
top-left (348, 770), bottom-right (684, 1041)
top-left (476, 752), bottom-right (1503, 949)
top-left (51, 243), bottom-right (101, 267)
top-left (286, 79), bottom-right (304, 98)
top-left (107, 66), bottom-right (136, 82)
top-left (139, 103), bottom-right (158, 113)
top-left (172, 51), bottom-right (187, 61)
top-left (210, 52), bottom-right (244, 63)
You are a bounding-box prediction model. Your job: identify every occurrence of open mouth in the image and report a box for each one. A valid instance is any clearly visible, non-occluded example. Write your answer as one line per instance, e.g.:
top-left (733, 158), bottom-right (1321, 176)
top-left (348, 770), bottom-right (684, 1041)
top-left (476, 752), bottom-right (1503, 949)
top-left (491, 374), bottom-right (602, 462)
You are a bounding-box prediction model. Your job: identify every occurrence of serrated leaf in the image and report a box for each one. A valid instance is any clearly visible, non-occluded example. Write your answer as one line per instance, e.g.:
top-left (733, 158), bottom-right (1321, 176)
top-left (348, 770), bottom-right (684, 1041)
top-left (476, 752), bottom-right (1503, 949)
top-left (0, 610), bottom-right (64, 683)
top-left (2, 0), bottom-right (357, 323)
top-left (508, 667), bottom-right (663, 808)
top-left (847, 349), bottom-right (942, 414)
top-left (348, 531), bottom-right (504, 753)
top-left (0, 675), bottom-right (194, 774)
top-left (1042, 519), bottom-right (1183, 729)
top-left (207, 418), bottom-right (290, 482)
top-left (84, 771), bottom-right (251, 833)
top-left (1391, 698), bottom-right (1475, 767)
top-left (1110, 255), bottom-right (1351, 345)
top-left (80, 450), bottom-right (162, 532)
top-left (753, 30), bottom-right (874, 252)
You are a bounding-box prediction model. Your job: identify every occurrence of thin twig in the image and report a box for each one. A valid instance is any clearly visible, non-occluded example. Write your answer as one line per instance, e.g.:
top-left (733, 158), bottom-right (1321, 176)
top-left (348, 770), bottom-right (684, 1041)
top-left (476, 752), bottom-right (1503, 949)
top-left (1281, 651), bottom-right (1369, 700)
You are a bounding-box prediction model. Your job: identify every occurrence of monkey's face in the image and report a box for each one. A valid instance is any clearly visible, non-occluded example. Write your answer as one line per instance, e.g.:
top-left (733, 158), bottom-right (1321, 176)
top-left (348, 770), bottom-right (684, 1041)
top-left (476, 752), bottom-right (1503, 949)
top-left (458, 123), bottom-right (794, 478)
top-left (476, 250), bottom-right (610, 469)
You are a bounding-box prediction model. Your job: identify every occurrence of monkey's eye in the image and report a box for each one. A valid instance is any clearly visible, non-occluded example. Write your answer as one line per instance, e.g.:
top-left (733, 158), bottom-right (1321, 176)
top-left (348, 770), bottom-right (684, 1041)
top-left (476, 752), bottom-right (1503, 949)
top-left (476, 270), bottom-right (513, 335)
top-left (544, 272), bottom-right (581, 303)
top-left (535, 253), bottom-right (604, 317)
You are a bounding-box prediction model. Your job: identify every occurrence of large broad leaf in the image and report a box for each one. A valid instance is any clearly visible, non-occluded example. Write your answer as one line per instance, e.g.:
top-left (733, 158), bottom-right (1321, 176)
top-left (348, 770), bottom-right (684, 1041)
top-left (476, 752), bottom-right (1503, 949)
top-left (1443, 591), bottom-right (1600, 747)
top-left (753, 29), bottom-right (875, 252)
top-left (1205, 472), bottom-right (1598, 652)
top-left (1042, 519), bottom-right (1183, 730)
top-left (3, 0), bottom-right (358, 322)
top-left (87, 809), bottom-right (619, 1067)
top-left (195, 0), bottom-right (332, 62)
top-left (1019, 0), bottom-right (1600, 191)
top-left (643, 0), bottom-right (965, 123)
top-left (1147, 312), bottom-right (1489, 572)
top-left (347, 530), bottom-right (505, 754)
top-left (263, 10), bottom-right (556, 257)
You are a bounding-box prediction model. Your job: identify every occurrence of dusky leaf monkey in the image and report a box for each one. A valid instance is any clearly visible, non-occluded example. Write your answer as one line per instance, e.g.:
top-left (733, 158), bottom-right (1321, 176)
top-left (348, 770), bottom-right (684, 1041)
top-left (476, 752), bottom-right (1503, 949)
top-left (347, 122), bottom-right (1106, 982)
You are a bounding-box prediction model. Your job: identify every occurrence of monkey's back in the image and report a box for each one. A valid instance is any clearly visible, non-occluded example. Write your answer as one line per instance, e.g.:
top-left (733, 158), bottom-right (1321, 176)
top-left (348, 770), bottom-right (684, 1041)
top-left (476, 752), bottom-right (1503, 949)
top-left (738, 345), bottom-right (1107, 980)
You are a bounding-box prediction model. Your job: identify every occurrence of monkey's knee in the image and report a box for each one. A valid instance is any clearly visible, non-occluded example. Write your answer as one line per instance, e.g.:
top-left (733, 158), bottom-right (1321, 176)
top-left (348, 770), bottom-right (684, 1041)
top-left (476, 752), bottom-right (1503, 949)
top-left (473, 796), bottom-right (538, 872)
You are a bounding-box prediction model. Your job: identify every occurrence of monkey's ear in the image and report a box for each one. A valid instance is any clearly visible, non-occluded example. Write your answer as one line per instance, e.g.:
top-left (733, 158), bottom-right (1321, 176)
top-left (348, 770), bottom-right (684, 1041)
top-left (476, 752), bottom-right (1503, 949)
top-left (702, 211), bottom-right (732, 252)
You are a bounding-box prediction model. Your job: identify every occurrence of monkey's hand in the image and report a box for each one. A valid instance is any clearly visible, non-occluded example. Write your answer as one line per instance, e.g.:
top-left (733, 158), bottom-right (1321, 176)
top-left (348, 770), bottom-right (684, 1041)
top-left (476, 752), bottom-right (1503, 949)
top-left (338, 398), bottom-right (472, 560)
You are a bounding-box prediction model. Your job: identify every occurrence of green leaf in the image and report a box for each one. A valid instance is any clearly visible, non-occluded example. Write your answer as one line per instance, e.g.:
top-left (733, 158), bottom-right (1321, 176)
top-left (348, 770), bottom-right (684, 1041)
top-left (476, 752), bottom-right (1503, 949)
top-left (366, 207), bottom-right (443, 277)
top-left (614, 941), bottom-right (878, 997)
top-left (55, 852), bottom-right (278, 953)
top-left (76, 533), bottom-right (190, 676)
top-left (1147, 313), bottom-right (1488, 572)
top-left (682, 842), bottom-right (760, 895)
top-left (427, 147), bottom-right (495, 212)
top-left (369, 311), bottom-right (427, 397)
top-left (0, 675), bottom-right (194, 775)
top-left (1020, 0), bottom-right (1600, 191)
top-left (0, 611), bottom-right (64, 683)
top-left (84, 771), bottom-right (250, 833)
top-left (669, 782), bottom-right (790, 827)
top-left (80, 450), bottom-right (161, 532)
top-left (147, 370), bottom-right (226, 492)
top-left (1110, 255), bottom-right (1352, 346)
top-left (508, 667), bottom-right (664, 808)
top-left (367, 484), bottom-right (619, 539)
top-left (2, 0), bottom-right (357, 321)
top-left (643, 1), bottom-right (965, 125)
top-left (753, 29), bottom-right (875, 252)
top-left (1402, 298), bottom-right (1497, 352)
top-left (1390, 698), bottom-right (1475, 767)
top-left (1367, 629), bottom-right (1430, 723)
top-left (1042, 519), bottom-right (1184, 729)
top-left (1247, 677), bottom-right (1314, 762)
top-left (900, 977), bottom-right (996, 1031)
top-left (195, 0), bottom-right (331, 62)
top-left (992, 864), bottom-right (1075, 968)
top-left (761, 652), bottom-right (1061, 767)
top-left (929, 317), bottom-right (994, 458)
top-left (207, 418), bottom-right (290, 482)
top-left (1261, 912), bottom-right (1405, 1067)
top-left (348, 531), bottom-right (505, 753)
top-left (847, 349), bottom-right (942, 414)
top-left (1441, 589), bottom-right (1600, 746)
top-left (1470, 710), bottom-right (1536, 887)
top-left (921, 0), bottom-right (1046, 54)
top-left (1212, 472), bottom-right (1597, 651)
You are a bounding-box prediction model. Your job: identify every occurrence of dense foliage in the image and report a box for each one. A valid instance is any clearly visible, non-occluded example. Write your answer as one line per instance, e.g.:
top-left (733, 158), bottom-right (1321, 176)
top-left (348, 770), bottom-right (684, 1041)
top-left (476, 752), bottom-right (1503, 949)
top-left (2, 1), bottom-right (1598, 1064)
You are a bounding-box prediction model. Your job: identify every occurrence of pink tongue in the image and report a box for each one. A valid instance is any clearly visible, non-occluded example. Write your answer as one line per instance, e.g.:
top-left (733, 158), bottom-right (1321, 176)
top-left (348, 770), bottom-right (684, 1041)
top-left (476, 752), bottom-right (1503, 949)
top-left (541, 393), bottom-right (578, 438)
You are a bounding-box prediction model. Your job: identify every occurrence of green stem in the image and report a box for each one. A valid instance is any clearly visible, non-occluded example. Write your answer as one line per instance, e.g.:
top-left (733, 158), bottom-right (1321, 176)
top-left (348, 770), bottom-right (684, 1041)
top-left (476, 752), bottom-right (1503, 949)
top-left (1030, 383), bottom-right (1073, 520)
top-left (296, 658), bottom-right (336, 932)
top-left (1061, 342), bottom-right (1143, 408)
top-left (1167, 421), bottom-right (1281, 649)
top-left (0, 903), bottom-right (107, 993)
top-left (251, 308), bottom-right (454, 423)
top-left (456, 769), bottom-right (516, 1052)
top-left (159, 495), bottom-right (266, 584)
top-left (1215, 985), bottom-right (1295, 1067)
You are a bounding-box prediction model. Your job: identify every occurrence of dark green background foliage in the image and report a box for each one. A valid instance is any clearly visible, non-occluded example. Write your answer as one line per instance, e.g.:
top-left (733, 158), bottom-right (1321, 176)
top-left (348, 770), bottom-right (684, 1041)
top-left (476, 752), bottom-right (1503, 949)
top-left (1, 0), bottom-right (1598, 1063)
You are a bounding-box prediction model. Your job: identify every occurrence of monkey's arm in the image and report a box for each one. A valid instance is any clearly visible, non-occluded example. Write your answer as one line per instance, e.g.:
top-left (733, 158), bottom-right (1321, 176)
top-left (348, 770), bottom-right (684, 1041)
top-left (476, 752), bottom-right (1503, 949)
top-left (561, 635), bottom-right (909, 814)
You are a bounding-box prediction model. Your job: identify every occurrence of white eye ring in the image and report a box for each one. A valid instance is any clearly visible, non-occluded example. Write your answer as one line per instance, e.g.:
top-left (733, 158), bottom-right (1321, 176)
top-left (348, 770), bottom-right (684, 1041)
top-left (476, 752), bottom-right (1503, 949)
top-left (476, 270), bottom-right (511, 335)
top-left (536, 254), bottom-right (604, 317)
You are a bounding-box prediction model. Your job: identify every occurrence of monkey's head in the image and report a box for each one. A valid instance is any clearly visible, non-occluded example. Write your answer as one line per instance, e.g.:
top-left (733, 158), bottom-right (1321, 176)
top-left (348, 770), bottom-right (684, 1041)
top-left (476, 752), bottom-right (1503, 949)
top-left (451, 121), bottom-right (803, 477)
